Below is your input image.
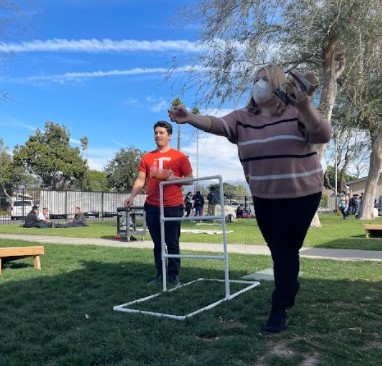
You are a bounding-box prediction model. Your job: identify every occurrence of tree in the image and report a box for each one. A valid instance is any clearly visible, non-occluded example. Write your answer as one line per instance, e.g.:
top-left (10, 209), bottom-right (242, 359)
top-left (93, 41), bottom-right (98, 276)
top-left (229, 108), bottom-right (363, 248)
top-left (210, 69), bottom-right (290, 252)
top-left (0, 138), bottom-right (24, 210)
top-left (324, 166), bottom-right (356, 193)
top-left (335, 33), bottom-right (382, 218)
top-left (324, 117), bottom-right (370, 194)
top-left (80, 136), bottom-right (89, 165)
top-left (104, 147), bottom-right (145, 192)
top-left (82, 170), bottom-right (110, 192)
top-left (207, 182), bottom-right (247, 200)
top-left (173, 0), bottom-right (382, 225)
top-left (171, 97), bottom-right (184, 150)
top-left (13, 122), bottom-right (88, 189)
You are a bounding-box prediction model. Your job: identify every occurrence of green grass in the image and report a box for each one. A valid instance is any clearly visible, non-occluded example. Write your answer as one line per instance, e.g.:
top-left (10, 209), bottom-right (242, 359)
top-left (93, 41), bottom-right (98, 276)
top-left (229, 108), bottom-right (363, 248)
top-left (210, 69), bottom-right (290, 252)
top-left (1, 212), bottom-right (381, 251)
top-left (0, 239), bottom-right (381, 366)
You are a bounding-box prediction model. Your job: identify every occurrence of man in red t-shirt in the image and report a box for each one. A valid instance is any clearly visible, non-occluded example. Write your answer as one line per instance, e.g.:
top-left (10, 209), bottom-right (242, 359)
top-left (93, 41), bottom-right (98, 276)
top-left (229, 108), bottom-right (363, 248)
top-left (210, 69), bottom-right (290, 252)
top-left (124, 121), bottom-right (193, 286)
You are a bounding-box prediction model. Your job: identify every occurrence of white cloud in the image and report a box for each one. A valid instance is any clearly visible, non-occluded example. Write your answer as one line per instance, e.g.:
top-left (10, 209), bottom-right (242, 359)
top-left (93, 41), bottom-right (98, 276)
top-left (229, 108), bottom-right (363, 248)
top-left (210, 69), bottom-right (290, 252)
top-left (5, 65), bottom-right (208, 84)
top-left (179, 107), bottom-right (247, 184)
top-left (0, 38), bottom-right (204, 53)
top-left (86, 131), bottom-right (246, 184)
top-left (124, 97), bottom-right (143, 109)
top-left (86, 147), bottom-right (120, 171)
top-left (87, 135), bottom-right (246, 184)
top-left (146, 96), bottom-right (168, 113)
top-left (70, 138), bottom-right (81, 145)
top-left (0, 119), bottom-right (37, 131)
top-left (110, 139), bottom-right (127, 148)
top-left (87, 157), bottom-right (109, 171)
top-left (182, 133), bottom-right (245, 184)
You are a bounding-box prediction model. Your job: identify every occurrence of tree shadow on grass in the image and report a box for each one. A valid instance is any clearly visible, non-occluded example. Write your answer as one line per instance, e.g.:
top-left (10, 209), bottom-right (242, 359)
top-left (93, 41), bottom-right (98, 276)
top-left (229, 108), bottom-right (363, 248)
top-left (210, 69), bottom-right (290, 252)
top-left (310, 237), bottom-right (382, 251)
top-left (0, 247), bottom-right (381, 366)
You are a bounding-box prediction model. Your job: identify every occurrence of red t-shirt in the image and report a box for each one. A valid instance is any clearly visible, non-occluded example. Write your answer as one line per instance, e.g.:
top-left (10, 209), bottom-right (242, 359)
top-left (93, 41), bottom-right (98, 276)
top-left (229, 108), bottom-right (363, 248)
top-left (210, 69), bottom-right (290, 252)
top-left (139, 148), bottom-right (192, 207)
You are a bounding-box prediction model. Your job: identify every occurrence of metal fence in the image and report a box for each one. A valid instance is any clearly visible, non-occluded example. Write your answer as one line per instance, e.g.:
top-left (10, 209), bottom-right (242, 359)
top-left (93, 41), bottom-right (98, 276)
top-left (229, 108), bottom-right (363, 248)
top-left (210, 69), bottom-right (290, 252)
top-left (0, 187), bottom-right (331, 225)
top-left (0, 188), bottom-right (146, 224)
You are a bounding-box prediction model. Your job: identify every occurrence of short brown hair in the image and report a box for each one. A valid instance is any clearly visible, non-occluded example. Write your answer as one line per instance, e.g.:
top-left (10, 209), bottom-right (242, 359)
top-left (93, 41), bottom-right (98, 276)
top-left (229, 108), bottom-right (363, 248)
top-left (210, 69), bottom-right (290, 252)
top-left (154, 121), bottom-right (172, 135)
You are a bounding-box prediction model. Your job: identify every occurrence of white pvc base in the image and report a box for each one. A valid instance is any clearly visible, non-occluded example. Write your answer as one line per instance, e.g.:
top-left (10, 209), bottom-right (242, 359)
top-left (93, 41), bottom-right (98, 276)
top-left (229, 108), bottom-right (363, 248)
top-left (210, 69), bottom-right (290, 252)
top-left (113, 278), bottom-right (260, 321)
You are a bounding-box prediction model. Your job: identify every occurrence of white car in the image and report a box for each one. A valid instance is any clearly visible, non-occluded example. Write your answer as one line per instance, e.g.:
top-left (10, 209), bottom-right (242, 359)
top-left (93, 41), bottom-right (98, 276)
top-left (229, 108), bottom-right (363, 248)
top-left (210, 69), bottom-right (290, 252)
top-left (215, 204), bottom-right (237, 222)
top-left (11, 200), bottom-right (36, 220)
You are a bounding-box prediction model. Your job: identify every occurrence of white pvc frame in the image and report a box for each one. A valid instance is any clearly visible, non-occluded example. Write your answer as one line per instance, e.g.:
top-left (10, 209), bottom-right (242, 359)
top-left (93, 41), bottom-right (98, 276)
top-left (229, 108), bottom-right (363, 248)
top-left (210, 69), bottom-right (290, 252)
top-left (113, 175), bottom-right (260, 320)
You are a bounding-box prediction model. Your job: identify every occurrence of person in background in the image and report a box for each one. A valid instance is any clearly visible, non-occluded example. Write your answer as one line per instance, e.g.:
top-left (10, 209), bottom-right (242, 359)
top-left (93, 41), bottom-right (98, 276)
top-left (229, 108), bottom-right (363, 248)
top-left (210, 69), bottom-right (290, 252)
top-left (338, 192), bottom-right (349, 219)
top-left (124, 121), bottom-right (193, 287)
top-left (355, 193), bottom-right (364, 219)
top-left (206, 186), bottom-right (220, 217)
top-left (67, 207), bottom-right (87, 227)
top-left (169, 63), bottom-right (331, 333)
top-left (184, 192), bottom-right (193, 217)
top-left (24, 206), bottom-right (52, 228)
top-left (55, 207), bottom-right (87, 227)
top-left (192, 191), bottom-right (205, 217)
top-left (236, 204), bottom-right (244, 218)
top-left (353, 194), bottom-right (361, 217)
top-left (38, 207), bottom-right (52, 224)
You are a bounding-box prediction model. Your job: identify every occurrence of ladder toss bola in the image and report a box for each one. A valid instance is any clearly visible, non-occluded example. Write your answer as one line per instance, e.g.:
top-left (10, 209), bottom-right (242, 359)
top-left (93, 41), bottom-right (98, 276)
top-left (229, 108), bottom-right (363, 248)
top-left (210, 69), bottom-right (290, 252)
top-left (113, 175), bottom-right (260, 320)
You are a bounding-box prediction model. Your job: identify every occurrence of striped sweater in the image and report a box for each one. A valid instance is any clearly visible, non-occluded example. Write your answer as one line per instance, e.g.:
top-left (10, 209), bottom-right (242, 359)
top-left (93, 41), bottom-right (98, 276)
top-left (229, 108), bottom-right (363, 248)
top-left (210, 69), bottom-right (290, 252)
top-left (208, 106), bottom-right (331, 199)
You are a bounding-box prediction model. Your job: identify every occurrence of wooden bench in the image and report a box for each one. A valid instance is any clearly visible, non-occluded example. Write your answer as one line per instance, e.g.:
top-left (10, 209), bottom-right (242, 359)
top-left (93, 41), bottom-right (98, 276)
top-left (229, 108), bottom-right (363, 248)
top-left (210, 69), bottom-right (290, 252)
top-left (363, 224), bottom-right (382, 238)
top-left (0, 246), bottom-right (45, 274)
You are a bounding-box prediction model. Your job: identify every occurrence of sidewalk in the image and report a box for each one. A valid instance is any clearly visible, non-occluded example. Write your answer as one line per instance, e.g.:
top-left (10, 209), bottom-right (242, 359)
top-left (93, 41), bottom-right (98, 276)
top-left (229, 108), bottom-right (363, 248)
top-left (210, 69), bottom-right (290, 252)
top-left (1, 233), bottom-right (382, 262)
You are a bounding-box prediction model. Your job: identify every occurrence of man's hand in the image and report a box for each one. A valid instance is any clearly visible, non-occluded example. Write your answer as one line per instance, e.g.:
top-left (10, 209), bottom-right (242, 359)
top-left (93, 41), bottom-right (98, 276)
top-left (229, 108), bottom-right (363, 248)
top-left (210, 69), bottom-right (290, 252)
top-left (124, 197), bottom-right (133, 208)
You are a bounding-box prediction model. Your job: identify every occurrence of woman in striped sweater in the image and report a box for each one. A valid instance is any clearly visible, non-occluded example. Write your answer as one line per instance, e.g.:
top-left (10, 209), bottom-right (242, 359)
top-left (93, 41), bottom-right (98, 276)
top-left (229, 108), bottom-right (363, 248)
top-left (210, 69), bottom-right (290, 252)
top-left (168, 63), bottom-right (331, 333)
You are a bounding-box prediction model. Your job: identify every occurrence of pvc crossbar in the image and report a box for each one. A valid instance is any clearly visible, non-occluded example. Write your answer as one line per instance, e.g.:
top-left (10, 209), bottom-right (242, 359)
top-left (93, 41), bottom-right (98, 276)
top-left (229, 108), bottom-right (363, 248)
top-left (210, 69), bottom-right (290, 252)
top-left (113, 278), bottom-right (260, 320)
top-left (113, 175), bottom-right (261, 320)
top-left (159, 175), bottom-right (231, 293)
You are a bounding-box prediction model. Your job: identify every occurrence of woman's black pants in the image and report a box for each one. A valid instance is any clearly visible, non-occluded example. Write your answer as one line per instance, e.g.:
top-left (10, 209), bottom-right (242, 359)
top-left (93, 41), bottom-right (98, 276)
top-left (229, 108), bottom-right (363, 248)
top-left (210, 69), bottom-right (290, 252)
top-left (253, 192), bottom-right (321, 309)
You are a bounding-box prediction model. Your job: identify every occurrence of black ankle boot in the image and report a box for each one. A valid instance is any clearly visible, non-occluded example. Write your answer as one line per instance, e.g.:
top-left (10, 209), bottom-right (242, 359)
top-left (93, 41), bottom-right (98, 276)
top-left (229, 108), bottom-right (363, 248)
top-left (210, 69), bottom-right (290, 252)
top-left (262, 308), bottom-right (288, 333)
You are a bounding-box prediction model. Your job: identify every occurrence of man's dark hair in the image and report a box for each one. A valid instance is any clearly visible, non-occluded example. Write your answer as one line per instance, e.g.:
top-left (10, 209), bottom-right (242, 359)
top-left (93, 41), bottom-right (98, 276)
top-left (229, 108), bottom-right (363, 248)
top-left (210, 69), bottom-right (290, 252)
top-left (32, 206), bottom-right (38, 210)
top-left (154, 120), bottom-right (172, 135)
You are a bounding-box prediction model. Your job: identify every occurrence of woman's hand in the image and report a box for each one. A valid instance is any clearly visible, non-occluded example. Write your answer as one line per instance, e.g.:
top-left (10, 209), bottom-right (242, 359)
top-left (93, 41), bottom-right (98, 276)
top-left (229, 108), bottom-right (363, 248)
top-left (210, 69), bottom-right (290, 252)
top-left (168, 105), bottom-right (190, 124)
top-left (287, 83), bottom-right (311, 110)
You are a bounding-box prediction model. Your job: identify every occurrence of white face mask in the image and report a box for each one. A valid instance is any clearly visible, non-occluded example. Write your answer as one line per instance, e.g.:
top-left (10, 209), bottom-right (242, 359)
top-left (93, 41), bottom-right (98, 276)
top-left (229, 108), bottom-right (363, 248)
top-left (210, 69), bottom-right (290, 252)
top-left (252, 79), bottom-right (272, 104)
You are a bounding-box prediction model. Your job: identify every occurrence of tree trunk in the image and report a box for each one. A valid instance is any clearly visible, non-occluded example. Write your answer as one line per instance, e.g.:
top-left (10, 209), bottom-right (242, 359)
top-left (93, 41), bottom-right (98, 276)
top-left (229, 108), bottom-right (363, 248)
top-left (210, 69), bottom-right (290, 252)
top-left (3, 188), bottom-right (12, 215)
top-left (359, 123), bottom-right (382, 219)
top-left (310, 37), bottom-right (343, 228)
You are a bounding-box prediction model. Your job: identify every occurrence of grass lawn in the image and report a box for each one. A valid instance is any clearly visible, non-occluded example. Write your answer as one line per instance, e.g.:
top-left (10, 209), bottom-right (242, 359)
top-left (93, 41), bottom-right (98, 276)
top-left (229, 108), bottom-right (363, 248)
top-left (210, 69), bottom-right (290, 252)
top-left (0, 212), bottom-right (381, 251)
top-left (0, 238), bottom-right (381, 366)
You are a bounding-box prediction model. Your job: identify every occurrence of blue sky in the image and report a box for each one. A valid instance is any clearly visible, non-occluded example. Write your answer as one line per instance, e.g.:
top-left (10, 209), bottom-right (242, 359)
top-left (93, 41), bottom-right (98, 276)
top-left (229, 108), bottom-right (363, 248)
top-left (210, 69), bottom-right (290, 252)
top-left (0, 0), bottom-right (245, 184)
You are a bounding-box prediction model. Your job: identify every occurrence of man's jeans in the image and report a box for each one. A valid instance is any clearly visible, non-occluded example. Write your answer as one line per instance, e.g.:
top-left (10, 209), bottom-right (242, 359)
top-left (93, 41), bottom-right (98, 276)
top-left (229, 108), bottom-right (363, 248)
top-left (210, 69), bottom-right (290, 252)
top-left (144, 203), bottom-right (184, 278)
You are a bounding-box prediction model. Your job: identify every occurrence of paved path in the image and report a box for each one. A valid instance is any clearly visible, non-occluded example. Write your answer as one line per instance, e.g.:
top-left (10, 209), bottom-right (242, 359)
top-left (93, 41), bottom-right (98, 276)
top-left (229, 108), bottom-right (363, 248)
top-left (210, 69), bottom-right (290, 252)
top-left (1, 233), bottom-right (382, 262)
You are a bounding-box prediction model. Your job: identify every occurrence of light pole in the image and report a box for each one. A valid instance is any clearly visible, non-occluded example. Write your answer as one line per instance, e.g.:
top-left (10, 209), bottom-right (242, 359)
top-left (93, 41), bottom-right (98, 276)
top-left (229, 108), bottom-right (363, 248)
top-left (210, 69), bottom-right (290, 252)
top-left (19, 184), bottom-right (26, 219)
top-left (195, 129), bottom-right (199, 192)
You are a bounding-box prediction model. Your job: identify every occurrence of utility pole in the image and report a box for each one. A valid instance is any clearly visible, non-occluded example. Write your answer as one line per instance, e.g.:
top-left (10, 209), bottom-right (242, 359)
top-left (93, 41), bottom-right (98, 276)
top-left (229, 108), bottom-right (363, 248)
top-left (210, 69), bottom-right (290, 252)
top-left (177, 125), bottom-right (181, 151)
top-left (195, 128), bottom-right (199, 191)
